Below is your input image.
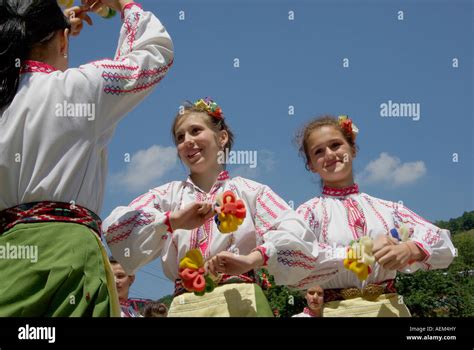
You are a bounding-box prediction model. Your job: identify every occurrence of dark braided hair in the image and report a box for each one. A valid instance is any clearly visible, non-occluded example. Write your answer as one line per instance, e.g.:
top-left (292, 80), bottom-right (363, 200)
top-left (0, 0), bottom-right (70, 109)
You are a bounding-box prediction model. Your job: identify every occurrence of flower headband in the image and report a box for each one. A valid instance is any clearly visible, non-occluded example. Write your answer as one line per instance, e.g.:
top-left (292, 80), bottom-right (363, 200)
top-left (338, 115), bottom-right (359, 141)
top-left (193, 97), bottom-right (223, 120)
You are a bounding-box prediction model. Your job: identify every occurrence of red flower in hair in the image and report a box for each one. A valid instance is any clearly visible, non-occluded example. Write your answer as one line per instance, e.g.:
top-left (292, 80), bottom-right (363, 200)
top-left (338, 115), bottom-right (359, 140)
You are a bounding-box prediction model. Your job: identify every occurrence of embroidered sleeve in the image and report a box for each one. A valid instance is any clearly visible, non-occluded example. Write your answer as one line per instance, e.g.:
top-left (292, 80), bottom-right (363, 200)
top-left (393, 202), bottom-right (455, 272)
top-left (249, 185), bottom-right (343, 288)
top-left (65, 3), bottom-right (173, 137)
top-left (102, 182), bottom-right (175, 275)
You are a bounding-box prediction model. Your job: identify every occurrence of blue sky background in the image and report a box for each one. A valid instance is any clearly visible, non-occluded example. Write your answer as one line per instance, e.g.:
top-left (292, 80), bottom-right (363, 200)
top-left (67, 0), bottom-right (473, 300)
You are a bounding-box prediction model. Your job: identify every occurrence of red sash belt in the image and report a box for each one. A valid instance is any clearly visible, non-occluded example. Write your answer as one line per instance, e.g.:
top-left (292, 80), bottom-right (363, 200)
top-left (0, 201), bottom-right (102, 237)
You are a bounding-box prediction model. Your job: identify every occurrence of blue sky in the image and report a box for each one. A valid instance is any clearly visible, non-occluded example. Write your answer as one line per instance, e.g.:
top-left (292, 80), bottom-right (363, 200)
top-left (67, 0), bottom-right (473, 300)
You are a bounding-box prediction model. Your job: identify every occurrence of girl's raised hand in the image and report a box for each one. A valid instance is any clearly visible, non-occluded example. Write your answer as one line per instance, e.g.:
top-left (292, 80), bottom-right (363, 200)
top-left (64, 6), bottom-right (93, 36)
top-left (82, 0), bottom-right (133, 12)
top-left (205, 250), bottom-right (264, 276)
top-left (372, 234), bottom-right (398, 254)
top-left (374, 241), bottom-right (426, 270)
top-left (168, 202), bottom-right (215, 231)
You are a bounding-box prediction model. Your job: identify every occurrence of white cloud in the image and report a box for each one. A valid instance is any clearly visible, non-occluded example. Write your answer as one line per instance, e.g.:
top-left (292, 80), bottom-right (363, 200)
top-left (356, 152), bottom-right (426, 187)
top-left (111, 145), bottom-right (177, 192)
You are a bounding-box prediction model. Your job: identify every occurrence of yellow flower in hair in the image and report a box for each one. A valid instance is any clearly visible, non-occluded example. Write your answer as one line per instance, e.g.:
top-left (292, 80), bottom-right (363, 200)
top-left (194, 99), bottom-right (208, 111)
top-left (193, 97), bottom-right (223, 119)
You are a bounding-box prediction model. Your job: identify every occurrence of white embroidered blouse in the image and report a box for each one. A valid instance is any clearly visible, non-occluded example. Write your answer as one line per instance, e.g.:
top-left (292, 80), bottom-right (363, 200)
top-left (0, 3), bottom-right (173, 214)
top-left (294, 184), bottom-right (456, 290)
top-left (102, 171), bottom-right (318, 288)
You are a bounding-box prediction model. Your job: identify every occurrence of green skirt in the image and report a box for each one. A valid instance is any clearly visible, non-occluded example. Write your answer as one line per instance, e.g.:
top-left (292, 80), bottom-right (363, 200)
top-left (0, 222), bottom-right (120, 316)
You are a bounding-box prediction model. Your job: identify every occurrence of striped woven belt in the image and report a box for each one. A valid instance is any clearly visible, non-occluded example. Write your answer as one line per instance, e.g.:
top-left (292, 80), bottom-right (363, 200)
top-left (324, 279), bottom-right (397, 302)
top-left (0, 201), bottom-right (102, 237)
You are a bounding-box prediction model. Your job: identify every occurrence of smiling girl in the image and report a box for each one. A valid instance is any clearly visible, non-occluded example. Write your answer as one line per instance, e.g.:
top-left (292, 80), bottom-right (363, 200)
top-left (103, 98), bottom-right (317, 317)
top-left (294, 115), bottom-right (455, 317)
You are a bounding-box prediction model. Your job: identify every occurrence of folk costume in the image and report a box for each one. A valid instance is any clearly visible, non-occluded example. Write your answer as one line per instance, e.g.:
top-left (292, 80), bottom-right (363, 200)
top-left (0, 3), bottom-right (173, 316)
top-left (296, 184), bottom-right (455, 317)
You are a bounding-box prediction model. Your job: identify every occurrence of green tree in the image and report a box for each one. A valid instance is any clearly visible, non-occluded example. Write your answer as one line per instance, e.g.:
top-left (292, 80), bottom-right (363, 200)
top-left (395, 230), bottom-right (474, 317)
top-left (257, 270), bottom-right (305, 317)
top-left (435, 211), bottom-right (474, 234)
top-left (158, 294), bottom-right (174, 309)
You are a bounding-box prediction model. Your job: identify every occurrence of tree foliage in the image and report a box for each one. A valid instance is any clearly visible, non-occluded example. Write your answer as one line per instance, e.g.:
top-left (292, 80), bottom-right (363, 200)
top-left (395, 229), bottom-right (474, 317)
top-left (435, 211), bottom-right (474, 234)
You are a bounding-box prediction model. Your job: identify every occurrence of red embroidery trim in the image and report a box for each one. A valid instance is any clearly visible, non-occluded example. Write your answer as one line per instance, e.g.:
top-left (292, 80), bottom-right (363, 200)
top-left (253, 246), bottom-right (269, 266)
top-left (121, 2), bottom-right (143, 20)
top-left (257, 197), bottom-right (278, 219)
top-left (20, 60), bottom-right (58, 74)
top-left (106, 212), bottom-right (154, 245)
top-left (0, 201), bottom-right (102, 237)
top-left (278, 249), bottom-right (318, 263)
top-left (303, 307), bottom-right (319, 317)
top-left (134, 194), bottom-right (154, 210)
top-left (342, 198), bottom-right (366, 240)
top-left (413, 241), bottom-right (431, 262)
top-left (322, 183), bottom-right (359, 197)
top-left (217, 170), bottom-right (230, 181)
top-left (265, 191), bottom-right (287, 211)
top-left (92, 61), bottom-right (139, 71)
top-left (321, 199), bottom-right (329, 242)
top-left (255, 213), bottom-right (272, 232)
top-left (104, 74), bottom-right (166, 94)
top-left (164, 211), bottom-right (173, 233)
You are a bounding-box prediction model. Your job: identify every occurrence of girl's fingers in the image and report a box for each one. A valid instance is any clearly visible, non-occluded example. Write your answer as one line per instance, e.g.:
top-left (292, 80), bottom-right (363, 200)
top-left (70, 20), bottom-right (83, 36)
top-left (208, 259), bottom-right (218, 276)
top-left (378, 252), bottom-right (395, 267)
top-left (65, 6), bottom-right (86, 18)
top-left (68, 10), bottom-right (92, 37)
top-left (78, 12), bottom-right (93, 26)
top-left (85, 13), bottom-right (93, 25)
top-left (196, 203), bottom-right (206, 214)
top-left (215, 256), bottom-right (226, 273)
top-left (197, 203), bottom-right (213, 216)
top-left (373, 246), bottom-right (390, 261)
top-left (81, 0), bottom-right (100, 11)
top-left (69, 17), bottom-right (79, 26)
top-left (202, 209), bottom-right (215, 222)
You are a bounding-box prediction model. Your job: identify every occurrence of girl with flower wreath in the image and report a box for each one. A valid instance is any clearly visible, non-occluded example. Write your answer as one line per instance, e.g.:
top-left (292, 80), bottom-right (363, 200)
top-left (103, 98), bottom-right (318, 317)
top-left (293, 115), bottom-right (456, 317)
